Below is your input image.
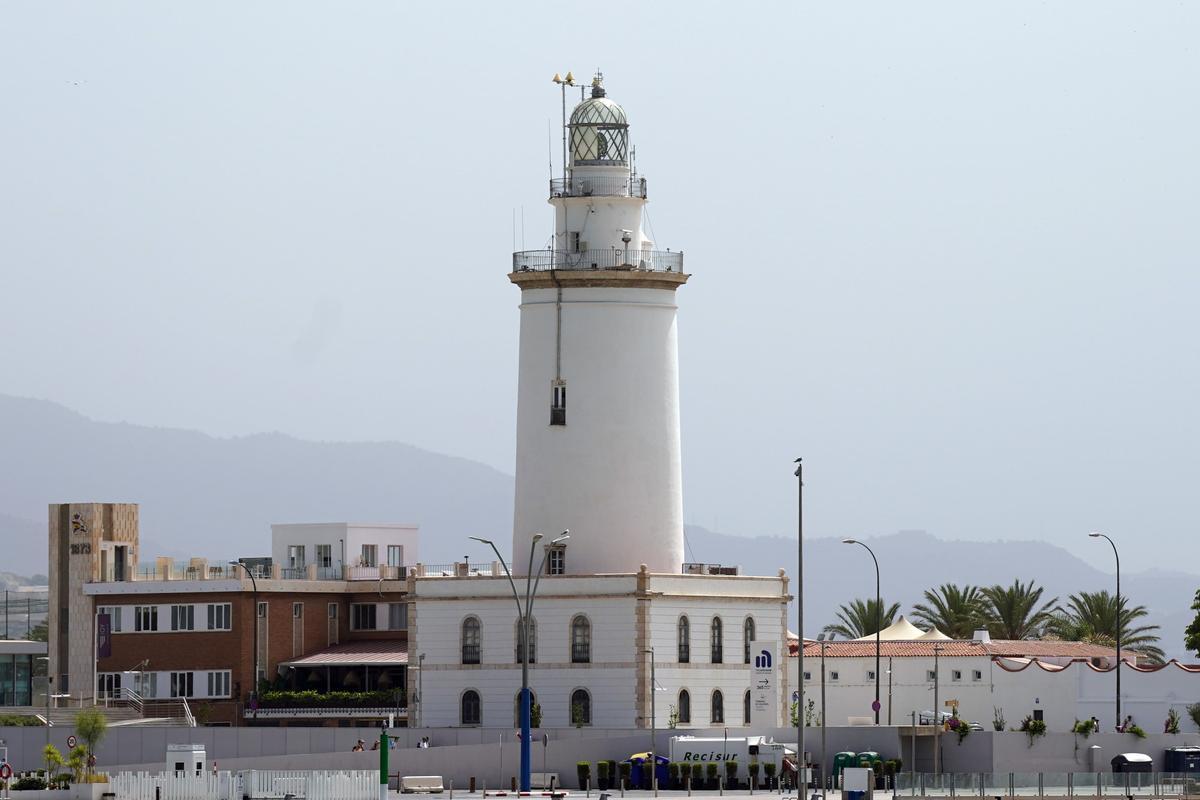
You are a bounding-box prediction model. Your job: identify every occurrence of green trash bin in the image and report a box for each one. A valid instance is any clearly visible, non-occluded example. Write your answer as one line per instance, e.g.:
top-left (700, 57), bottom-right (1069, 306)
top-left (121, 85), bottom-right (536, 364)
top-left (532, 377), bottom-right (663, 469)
top-left (856, 752), bottom-right (880, 770)
top-left (832, 752), bottom-right (857, 784)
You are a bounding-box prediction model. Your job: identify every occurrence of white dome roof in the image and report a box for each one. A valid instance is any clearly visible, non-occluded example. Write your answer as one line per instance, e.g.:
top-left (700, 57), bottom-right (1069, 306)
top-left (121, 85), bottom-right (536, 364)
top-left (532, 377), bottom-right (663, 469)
top-left (855, 615), bottom-right (926, 641)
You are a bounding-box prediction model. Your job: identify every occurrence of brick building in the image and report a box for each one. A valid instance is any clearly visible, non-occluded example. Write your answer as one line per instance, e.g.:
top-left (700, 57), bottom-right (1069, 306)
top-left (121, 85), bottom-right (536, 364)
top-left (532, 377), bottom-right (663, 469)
top-left (49, 503), bottom-right (413, 726)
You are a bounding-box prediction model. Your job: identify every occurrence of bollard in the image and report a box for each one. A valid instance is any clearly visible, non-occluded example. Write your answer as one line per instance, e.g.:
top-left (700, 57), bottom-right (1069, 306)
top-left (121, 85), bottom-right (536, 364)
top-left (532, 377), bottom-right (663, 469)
top-left (720, 776), bottom-right (725, 796)
top-left (688, 775), bottom-right (692, 797)
top-left (587, 777), bottom-right (591, 798)
top-left (451, 779), bottom-right (455, 800)
top-left (654, 775), bottom-right (658, 798)
top-left (512, 777), bottom-right (517, 792)
top-left (470, 777), bottom-right (476, 794)
top-left (621, 778), bottom-right (625, 798)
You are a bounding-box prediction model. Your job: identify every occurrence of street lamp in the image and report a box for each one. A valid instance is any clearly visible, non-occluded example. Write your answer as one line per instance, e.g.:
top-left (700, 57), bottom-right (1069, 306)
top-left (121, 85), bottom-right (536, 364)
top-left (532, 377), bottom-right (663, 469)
top-left (416, 653), bottom-right (425, 729)
top-left (841, 539), bottom-right (881, 725)
top-left (470, 531), bottom-right (569, 792)
top-left (933, 644), bottom-right (944, 776)
top-left (229, 561), bottom-right (260, 714)
top-left (1089, 531), bottom-right (1122, 730)
top-left (816, 633), bottom-right (832, 797)
top-left (794, 458), bottom-right (805, 784)
top-left (643, 647), bottom-right (661, 792)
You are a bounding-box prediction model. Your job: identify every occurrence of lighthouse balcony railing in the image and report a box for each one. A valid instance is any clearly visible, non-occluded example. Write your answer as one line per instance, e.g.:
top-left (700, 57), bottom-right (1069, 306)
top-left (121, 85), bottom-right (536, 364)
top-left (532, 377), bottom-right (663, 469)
top-left (512, 248), bottom-right (683, 273)
top-left (550, 175), bottom-right (647, 199)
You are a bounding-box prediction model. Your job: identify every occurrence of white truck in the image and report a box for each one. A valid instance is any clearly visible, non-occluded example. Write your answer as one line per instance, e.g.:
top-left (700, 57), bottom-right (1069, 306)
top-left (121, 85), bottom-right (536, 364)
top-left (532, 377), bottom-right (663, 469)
top-left (668, 736), bottom-right (793, 772)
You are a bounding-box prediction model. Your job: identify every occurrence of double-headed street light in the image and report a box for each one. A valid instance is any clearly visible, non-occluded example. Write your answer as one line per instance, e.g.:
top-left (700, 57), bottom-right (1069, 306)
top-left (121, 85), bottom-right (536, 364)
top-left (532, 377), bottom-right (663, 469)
top-left (1089, 531), bottom-right (1122, 730)
top-left (841, 538), bottom-right (881, 725)
top-left (470, 531), bottom-right (569, 792)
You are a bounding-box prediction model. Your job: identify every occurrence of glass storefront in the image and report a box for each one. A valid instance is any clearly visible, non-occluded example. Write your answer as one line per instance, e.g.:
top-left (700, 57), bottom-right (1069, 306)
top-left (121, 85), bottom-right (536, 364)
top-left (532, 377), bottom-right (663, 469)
top-left (0, 653), bottom-right (35, 705)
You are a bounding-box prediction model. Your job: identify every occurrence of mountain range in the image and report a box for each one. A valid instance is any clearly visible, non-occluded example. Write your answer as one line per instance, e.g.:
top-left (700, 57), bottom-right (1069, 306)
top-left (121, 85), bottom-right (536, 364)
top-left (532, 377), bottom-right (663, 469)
top-left (1, 394), bottom-right (1195, 657)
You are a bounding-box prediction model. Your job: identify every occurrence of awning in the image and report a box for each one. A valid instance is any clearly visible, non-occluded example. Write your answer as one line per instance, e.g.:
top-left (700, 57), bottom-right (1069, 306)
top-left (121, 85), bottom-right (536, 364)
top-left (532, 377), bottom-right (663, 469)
top-left (279, 641), bottom-right (409, 669)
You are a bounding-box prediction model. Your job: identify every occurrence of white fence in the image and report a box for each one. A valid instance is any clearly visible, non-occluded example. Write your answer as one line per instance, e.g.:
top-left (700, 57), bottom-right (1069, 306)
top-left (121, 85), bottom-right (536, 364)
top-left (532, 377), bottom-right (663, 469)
top-left (108, 770), bottom-right (378, 800)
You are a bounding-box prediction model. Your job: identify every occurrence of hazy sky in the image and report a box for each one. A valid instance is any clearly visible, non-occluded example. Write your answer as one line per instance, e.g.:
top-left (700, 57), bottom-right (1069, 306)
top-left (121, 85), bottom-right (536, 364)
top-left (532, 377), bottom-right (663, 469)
top-left (3, 2), bottom-right (1198, 573)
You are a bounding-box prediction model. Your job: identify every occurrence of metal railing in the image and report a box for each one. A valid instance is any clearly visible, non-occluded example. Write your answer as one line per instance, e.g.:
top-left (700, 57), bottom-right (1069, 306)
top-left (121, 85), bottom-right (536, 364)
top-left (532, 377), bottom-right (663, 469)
top-left (280, 567), bottom-right (307, 580)
top-left (512, 248), bottom-right (684, 273)
top-left (550, 174), bottom-right (647, 199)
top-left (891, 771), bottom-right (1197, 797)
top-left (461, 644), bottom-right (481, 664)
top-left (243, 706), bottom-right (408, 719)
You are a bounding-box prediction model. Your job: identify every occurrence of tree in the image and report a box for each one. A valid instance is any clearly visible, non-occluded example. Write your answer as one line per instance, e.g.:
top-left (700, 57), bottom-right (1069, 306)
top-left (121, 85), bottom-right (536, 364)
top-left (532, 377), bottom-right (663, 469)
top-left (74, 708), bottom-right (108, 773)
top-left (910, 584), bottom-right (987, 639)
top-left (1045, 590), bottom-right (1164, 663)
top-left (1184, 589), bottom-right (1200, 657)
top-left (27, 619), bottom-right (48, 643)
top-left (981, 580), bottom-right (1058, 640)
top-left (42, 744), bottom-right (63, 785)
top-left (823, 598), bottom-right (900, 640)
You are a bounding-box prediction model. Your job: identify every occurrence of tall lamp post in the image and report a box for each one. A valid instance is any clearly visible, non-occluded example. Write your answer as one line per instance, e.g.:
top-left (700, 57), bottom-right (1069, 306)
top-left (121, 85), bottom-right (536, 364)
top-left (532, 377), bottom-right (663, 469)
top-left (643, 647), bottom-right (659, 791)
top-left (1089, 531), bottom-right (1122, 729)
top-left (841, 539), bottom-right (881, 725)
top-left (416, 653), bottom-right (425, 729)
top-left (932, 644), bottom-right (944, 776)
top-left (470, 531), bottom-right (569, 792)
top-left (229, 561), bottom-right (260, 714)
top-left (816, 634), bottom-right (831, 796)
top-left (794, 458), bottom-right (805, 783)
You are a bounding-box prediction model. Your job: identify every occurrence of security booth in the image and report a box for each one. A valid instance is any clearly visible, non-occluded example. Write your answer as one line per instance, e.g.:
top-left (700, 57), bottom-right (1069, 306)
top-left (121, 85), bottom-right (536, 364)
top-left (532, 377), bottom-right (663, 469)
top-left (1111, 753), bottom-right (1153, 773)
top-left (1165, 747), bottom-right (1200, 773)
top-left (167, 744), bottom-right (206, 776)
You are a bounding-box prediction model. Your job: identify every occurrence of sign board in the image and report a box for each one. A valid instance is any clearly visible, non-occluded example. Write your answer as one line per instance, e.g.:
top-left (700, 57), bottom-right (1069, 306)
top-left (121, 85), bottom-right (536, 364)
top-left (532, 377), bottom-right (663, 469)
top-left (67, 735), bottom-right (77, 749)
top-left (97, 614), bottom-right (112, 659)
top-left (749, 640), bottom-right (778, 725)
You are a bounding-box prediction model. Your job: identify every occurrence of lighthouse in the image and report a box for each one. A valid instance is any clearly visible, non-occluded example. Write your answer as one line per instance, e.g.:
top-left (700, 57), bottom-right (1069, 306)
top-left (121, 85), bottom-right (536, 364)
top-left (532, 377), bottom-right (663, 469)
top-left (510, 73), bottom-right (687, 575)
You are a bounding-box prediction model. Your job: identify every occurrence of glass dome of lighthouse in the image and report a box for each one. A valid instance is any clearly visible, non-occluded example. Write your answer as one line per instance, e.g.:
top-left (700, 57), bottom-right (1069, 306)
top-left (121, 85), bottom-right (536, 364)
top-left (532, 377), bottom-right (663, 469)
top-left (569, 73), bottom-right (629, 166)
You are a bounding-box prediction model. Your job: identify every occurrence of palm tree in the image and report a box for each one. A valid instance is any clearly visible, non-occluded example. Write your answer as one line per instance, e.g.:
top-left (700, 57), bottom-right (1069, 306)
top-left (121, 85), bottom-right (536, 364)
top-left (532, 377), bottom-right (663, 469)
top-left (910, 584), bottom-right (987, 639)
top-left (824, 598), bottom-right (900, 639)
top-left (1045, 590), bottom-right (1165, 663)
top-left (981, 580), bottom-right (1058, 640)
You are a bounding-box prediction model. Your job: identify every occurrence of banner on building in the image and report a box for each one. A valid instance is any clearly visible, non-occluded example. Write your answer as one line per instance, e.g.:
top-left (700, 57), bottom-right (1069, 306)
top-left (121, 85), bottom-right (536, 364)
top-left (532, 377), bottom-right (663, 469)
top-left (97, 613), bottom-right (111, 659)
top-left (749, 640), bottom-right (778, 725)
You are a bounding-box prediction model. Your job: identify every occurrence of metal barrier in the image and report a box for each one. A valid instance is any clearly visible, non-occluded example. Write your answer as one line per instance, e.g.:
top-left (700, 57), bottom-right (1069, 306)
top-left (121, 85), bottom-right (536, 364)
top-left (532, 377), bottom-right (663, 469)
top-left (550, 174), bottom-right (647, 198)
top-left (892, 772), bottom-right (1196, 797)
top-left (512, 248), bottom-right (684, 273)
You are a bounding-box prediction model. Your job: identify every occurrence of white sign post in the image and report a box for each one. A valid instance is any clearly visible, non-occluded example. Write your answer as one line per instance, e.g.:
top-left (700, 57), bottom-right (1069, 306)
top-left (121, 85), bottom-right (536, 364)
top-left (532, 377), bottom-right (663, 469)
top-left (749, 641), bottom-right (779, 726)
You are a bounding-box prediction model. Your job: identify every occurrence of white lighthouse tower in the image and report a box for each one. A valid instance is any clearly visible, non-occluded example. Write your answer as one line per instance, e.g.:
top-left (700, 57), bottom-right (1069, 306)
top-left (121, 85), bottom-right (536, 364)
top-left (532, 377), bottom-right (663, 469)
top-left (510, 73), bottom-right (687, 575)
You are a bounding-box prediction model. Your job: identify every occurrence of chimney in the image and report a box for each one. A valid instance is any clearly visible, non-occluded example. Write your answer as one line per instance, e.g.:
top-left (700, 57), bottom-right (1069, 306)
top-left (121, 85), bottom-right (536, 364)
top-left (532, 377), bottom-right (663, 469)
top-left (973, 629), bottom-right (991, 643)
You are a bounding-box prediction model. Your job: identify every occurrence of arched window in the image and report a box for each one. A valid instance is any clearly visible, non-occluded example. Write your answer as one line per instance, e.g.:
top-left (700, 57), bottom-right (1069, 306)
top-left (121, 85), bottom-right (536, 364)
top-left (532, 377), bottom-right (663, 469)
top-left (462, 616), bottom-right (481, 664)
top-left (710, 616), bottom-right (723, 663)
top-left (710, 689), bottom-right (724, 724)
top-left (460, 689), bottom-right (481, 726)
top-left (570, 688), bottom-right (592, 726)
top-left (678, 689), bottom-right (691, 724)
top-left (513, 689), bottom-right (538, 727)
top-left (743, 617), bottom-right (756, 664)
top-left (571, 615), bottom-right (591, 663)
top-left (743, 689), bottom-right (751, 725)
top-left (677, 616), bottom-right (690, 663)
top-left (515, 617), bottom-right (537, 664)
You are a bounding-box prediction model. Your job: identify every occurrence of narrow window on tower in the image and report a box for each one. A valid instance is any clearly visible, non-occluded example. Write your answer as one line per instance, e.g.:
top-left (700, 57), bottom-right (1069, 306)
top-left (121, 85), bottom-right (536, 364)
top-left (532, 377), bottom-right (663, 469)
top-left (550, 380), bottom-right (566, 426)
top-left (569, 232), bottom-right (581, 253)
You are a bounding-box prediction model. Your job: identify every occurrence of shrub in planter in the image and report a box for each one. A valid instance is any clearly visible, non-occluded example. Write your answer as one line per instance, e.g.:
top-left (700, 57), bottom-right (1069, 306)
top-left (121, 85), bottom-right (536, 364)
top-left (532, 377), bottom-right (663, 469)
top-left (764, 761), bottom-right (777, 789)
top-left (607, 760), bottom-right (618, 787)
top-left (577, 761), bottom-right (591, 790)
top-left (619, 761), bottom-right (632, 788)
top-left (872, 760), bottom-right (885, 789)
top-left (668, 762), bottom-right (681, 789)
top-left (597, 760), bottom-right (610, 790)
top-left (893, 757), bottom-right (903, 772)
top-left (13, 777), bottom-right (47, 791)
top-left (705, 762), bottom-right (719, 788)
top-left (690, 762), bottom-right (704, 788)
top-left (1018, 716), bottom-right (1047, 747)
top-left (1072, 718), bottom-right (1097, 738)
top-left (1127, 724), bottom-right (1148, 739)
top-left (749, 760), bottom-right (761, 788)
top-left (639, 762), bottom-right (653, 788)
top-left (725, 760), bottom-right (739, 788)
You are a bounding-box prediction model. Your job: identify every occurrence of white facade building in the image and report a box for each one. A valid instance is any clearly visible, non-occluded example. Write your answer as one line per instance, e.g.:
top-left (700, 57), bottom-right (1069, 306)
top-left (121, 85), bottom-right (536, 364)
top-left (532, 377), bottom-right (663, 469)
top-left (789, 620), bottom-right (1200, 733)
top-left (410, 569), bottom-right (788, 729)
top-left (410, 74), bottom-right (791, 730)
top-left (270, 522), bottom-right (419, 579)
